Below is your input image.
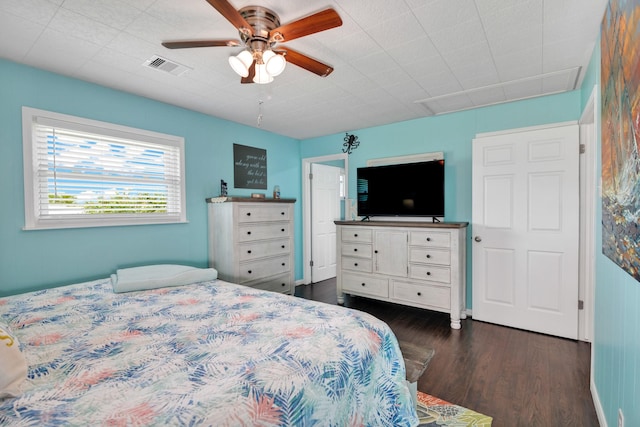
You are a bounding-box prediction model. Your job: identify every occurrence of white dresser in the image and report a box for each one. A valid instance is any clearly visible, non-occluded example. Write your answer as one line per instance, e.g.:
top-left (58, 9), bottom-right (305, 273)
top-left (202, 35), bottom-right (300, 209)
top-left (207, 198), bottom-right (295, 294)
top-left (335, 220), bottom-right (468, 329)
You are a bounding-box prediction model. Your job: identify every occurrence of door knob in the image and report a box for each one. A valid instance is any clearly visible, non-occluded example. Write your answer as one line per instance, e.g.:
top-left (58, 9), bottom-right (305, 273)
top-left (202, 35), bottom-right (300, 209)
top-left (474, 236), bottom-right (482, 242)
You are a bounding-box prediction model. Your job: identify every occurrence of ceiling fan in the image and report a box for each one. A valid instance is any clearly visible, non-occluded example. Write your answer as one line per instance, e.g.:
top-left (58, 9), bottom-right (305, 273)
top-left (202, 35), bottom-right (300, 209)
top-left (161, 0), bottom-right (343, 84)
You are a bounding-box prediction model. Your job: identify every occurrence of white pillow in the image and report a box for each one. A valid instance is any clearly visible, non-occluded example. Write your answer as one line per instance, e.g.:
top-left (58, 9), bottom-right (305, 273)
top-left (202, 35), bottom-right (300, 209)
top-left (0, 323), bottom-right (28, 398)
top-left (111, 264), bottom-right (218, 293)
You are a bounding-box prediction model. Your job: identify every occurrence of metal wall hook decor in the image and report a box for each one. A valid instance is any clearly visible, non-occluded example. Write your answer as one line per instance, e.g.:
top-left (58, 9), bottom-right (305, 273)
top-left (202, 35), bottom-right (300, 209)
top-left (342, 133), bottom-right (360, 154)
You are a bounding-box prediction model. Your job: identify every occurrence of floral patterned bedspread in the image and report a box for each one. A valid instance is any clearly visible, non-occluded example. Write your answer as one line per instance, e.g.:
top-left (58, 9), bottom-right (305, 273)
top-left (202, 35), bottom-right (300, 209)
top-left (0, 279), bottom-right (418, 426)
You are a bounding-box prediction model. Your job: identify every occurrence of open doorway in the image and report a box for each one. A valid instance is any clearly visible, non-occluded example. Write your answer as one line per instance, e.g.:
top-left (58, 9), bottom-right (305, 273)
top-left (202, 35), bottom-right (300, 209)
top-left (301, 153), bottom-right (348, 285)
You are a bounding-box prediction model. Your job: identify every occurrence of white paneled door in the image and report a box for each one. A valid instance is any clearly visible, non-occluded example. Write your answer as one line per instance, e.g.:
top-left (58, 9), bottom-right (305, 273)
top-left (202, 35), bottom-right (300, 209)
top-left (311, 163), bottom-right (341, 282)
top-left (472, 123), bottom-right (579, 339)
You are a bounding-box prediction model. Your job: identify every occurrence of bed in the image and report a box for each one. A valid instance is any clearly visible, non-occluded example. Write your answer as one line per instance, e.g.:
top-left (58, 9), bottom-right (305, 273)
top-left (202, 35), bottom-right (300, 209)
top-left (0, 269), bottom-right (418, 426)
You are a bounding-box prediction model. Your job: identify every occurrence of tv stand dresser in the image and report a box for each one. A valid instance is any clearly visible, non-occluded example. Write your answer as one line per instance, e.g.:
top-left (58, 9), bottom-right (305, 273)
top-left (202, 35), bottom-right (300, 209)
top-left (335, 220), bottom-right (468, 329)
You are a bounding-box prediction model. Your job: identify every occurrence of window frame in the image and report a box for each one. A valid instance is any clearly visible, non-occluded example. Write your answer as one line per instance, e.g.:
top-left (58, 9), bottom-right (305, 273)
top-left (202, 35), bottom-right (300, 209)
top-left (22, 107), bottom-right (187, 230)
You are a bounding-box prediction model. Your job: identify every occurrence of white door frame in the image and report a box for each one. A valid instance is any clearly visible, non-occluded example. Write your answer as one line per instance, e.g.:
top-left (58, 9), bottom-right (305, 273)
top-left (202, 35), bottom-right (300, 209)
top-left (579, 85), bottom-right (597, 343)
top-left (301, 153), bottom-right (349, 285)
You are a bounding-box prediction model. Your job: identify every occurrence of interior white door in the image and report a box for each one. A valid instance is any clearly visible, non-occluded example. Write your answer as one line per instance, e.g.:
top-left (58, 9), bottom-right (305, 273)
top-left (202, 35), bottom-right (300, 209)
top-left (472, 123), bottom-right (579, 339)
top-left (311, 163), bottom-right (341, 282)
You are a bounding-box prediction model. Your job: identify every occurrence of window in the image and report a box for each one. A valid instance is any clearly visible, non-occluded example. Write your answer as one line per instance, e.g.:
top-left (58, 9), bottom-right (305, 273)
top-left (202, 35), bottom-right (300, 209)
top-left (22, 107), bottom-right (186, 230)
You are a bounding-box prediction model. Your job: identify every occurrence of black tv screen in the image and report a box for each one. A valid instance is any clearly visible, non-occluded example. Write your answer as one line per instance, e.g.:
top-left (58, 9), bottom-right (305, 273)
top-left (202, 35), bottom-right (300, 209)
top-left (357, 160), bottom-right (444, 218)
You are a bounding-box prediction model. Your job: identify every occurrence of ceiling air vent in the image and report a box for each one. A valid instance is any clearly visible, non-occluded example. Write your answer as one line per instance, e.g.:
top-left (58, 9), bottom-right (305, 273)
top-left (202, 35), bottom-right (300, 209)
top-left (143, 55), bottom-right (192, 76)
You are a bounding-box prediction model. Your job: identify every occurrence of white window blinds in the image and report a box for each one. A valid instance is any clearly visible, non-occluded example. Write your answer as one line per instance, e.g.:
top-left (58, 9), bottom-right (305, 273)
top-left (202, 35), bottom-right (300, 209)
top-left (23, 107), bottom-right (186, 229)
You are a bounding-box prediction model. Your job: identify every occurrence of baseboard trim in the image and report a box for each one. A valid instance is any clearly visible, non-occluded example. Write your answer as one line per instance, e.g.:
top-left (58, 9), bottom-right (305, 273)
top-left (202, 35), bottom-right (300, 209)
top-left (591, 379), bottom-right (607, 427)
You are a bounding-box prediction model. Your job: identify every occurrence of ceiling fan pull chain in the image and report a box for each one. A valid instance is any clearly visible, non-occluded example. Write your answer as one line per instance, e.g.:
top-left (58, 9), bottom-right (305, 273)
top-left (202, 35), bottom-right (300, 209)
top-left (257, 100), bottom-right (264, 127)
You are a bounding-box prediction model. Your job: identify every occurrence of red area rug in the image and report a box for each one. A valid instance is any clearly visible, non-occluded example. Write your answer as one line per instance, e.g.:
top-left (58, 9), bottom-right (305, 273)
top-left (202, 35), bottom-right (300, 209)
top-left (416, 391), bottom-right (493, 426)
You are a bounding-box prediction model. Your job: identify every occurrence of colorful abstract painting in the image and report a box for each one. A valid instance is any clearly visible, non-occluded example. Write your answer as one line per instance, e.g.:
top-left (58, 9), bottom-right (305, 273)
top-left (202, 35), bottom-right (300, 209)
top-left (601, 0), bottom-right (640, 282)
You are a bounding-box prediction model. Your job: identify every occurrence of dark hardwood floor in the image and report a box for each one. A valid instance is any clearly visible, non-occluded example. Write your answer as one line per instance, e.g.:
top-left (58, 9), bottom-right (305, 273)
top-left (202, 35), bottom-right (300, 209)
top-left (295, 279), bottom-right (599, 427)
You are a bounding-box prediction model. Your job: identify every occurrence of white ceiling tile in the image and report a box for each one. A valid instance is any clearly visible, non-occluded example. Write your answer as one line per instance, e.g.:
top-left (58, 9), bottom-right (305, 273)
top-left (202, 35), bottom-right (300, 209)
top-left (442, 41), bottom-right (493, 71)
top-left (493, 46), bottom-right (543, 81)
top-left (145, 0), bottom-right (228, 37)
top-left (412, 0), bottom-right (480, 32)
top-left (478, 0), bottom-right (544, 65)
top-left (324, 30), bottom-right (380, 61)
top-left (0, 12), bottom-right (45, 61)
top-left (386, 36), bottom-right (440, 66)
top-left (0, 0), bottom-right (60, 26)
top-left (0, 0), bottom-right (609, 139)
top-left (382, 78), bottom-right (430, 102)
top-left (61, 0), bottom-right (143, 30)
top-left (351, 51), bottom-right (399, 75)
top-left (453, 60), bottom-right (500, 90)
top-left (337, 0), bottom-right (412, 29)
top-left (428, 18), bottom-right (487, 55)
top-left (48, 8), bottom-right (120, 46)
top-left (363, 12), bottom-right (425, 50)
top-left (23, 28), bottom-right (101, 72)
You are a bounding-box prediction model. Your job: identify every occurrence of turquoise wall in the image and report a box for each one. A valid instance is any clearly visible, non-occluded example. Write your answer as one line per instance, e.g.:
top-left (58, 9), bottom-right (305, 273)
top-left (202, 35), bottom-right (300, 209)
top-left (587, 29), bottom-right (640, 427)
top-left (0, 59), bottom-right (301, 297)
top-left (301, 92), bottom-right (582, 305)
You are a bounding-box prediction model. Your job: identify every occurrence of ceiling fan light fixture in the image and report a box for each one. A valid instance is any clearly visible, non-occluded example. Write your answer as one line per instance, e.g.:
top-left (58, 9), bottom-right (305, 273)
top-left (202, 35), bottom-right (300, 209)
top-left (253, 63), bottom-right (274, 84)
top-left (228, 50), bottom-right (253, 77)
top-left (263, 50), bottom-right (286, 76)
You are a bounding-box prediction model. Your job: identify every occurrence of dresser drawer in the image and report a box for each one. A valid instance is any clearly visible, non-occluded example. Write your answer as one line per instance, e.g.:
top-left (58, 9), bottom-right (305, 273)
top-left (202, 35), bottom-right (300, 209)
top-left (342, 273), bottom-right (388, 298)
top-left (409, 248), bottom-right (450, 266)
top-left (239, 239), bottom-right (290, 261)
top-left (238, 256), bottom-right (290, 283)
top-left (239, 223), bottom-right (290, 242)
top-left (251, 274), bottom-right (292, 294)
top-left (238, 205), bottom-right (290, 222)
top-left (341, 227), bottom-right (373, 243)
top-left (341, 256), bottom-right (373, 273)
top-left (409, 231), bottom-right (450, 248)
top-left (409, 264), bottom-right (451, 284)
top-left (392, 281), bottom-right (450, 310)
top-left (341, 243), bottom-right (372, 258)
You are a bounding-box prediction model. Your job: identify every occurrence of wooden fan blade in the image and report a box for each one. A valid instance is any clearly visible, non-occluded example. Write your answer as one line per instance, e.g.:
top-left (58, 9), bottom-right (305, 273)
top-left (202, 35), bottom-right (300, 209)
top-left (270, 8), bottom-right (342, 43)
top-left (162, 40), bottom-right (240, 49)
top-left (205, 0), bottom-right (254, 35)
top-left (277, 47), bottom-right (334, 77)
top-left (241, 61), bottom-right (256, 84)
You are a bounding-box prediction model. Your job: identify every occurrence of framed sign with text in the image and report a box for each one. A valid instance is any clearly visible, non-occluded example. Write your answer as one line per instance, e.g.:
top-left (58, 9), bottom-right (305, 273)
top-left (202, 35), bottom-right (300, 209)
top-left (233, 143), bottom-right (267, 189)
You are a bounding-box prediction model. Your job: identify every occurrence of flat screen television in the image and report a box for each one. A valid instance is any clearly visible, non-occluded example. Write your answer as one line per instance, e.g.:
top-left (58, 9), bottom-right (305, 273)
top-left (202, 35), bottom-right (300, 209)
top-left (357, 159), bottom-right (444, 219)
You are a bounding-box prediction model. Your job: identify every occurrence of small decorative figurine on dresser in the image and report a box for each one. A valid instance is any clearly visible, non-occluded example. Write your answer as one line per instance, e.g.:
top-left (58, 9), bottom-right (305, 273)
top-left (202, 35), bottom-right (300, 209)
top-left (220, 179), bottom-right (228, 197)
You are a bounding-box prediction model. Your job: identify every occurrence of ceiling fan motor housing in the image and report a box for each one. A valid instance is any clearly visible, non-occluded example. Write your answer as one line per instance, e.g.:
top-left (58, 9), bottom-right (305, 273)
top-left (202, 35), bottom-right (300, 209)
top-left (239, 6), bottom-right (281, 50)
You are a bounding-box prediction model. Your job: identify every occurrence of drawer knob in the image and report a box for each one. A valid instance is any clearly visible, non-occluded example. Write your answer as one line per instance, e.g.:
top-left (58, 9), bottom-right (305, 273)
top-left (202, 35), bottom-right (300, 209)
top-left (281, 212), bottom-right (285, 215)
top-left (426, 271), bottom-right (431, 276)
top-left (426, 254), bottom-right (431, 258)
top-left (281, 245), bottom-right (285, 249)
top-left (354, 233), bottom-right (358, 237)
top-left (281, 228), bottom-right (285, 232)
top-left (353, 248), bottom-right (358, 252)
top-left (361, 283), bottom-right (366, 287)
top-left (247, 231), bottom-right (251, 235)
top-left (282, 263), bottom-right (286, 266)
top-left (247, 250), bottom-right (252, 254)
top-left (354, 263), bottom-right (358, 266)
top-left (374, 250), bottom-right (378, 254)
top-left (248, 270), bottom-right (252, 274)
top-left (426, 237), bottom-right (431, 242)
top-left (246, 212), bottom-right (251, 216)
top-left (417, 292), bottom-right (422, 296)
top-left (281, 283), bottom-right (286, 287)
